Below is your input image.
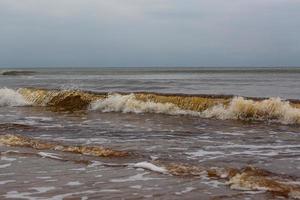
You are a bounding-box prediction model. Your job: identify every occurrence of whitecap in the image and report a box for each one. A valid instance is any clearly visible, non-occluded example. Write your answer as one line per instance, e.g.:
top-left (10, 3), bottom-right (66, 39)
top-left (132, 162), bottom-right (168, 174)
top-left (0, 88), bottom-right (30, 107)
top-left (90, 93), bottom-right (199, 116)
top-left (202, 97), bottom-right (300, 124)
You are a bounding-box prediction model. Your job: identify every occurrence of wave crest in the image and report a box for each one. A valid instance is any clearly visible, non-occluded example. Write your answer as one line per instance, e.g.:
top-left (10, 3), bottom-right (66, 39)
top-left (203, 97), bottom-right (300, 124)
top-left (18, 88), bottom-right (103, 110)
top-left (0, 88), bottom-right (30, 107)
top-left (90, 93), bottom-right (198, 116)
top-left (12, 88), bottom-right (300, 124)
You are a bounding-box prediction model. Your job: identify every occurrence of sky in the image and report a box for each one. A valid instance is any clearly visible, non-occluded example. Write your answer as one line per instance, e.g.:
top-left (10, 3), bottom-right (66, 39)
top-left (0, 0), bottom-right (300, 67)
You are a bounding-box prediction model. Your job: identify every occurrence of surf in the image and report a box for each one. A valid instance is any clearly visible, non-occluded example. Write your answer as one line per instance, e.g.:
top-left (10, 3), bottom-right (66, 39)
top-left (1, 87), bottom-right (299, 124)
top-left (0, 88), bottom-right (31, 107)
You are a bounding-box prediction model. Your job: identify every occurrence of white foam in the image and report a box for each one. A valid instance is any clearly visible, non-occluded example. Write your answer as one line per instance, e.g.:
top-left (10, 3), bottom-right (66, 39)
top-left (133, 162), bottom-right (168, 174)
top-left (69, 167), bottom-right (86, 171)
top-left (130, 185), bottom-right (142, 189)
top-left (90, 94), bottom-right (300, 124)
top-left (203, 97), bottom-right (300, 124)
top-left (202, 180), bottom-right (225, 188)
top-left (175, 187), bottom-right (195, 195)
top-left (88, 161), bottom-right (103, 168)
top-left (90, 94), bottom-right (198, 116)
top-left (99, 189), bottom-right (121, 193)
top-left (31, 187), bottom-right (55, 193)
top-left (0, 88), bottom-right (30, 107)
top-left (38, 152), bottom-right (62, 160)
top-left (0, 180), bottom-right (16, 185)
top-left (1, 156), bottom-right (17, 162)
top-left (66, 181), bottom-right (82, 186)
top-left (0, 163), bottom-right (11, 168)
top-left (215, 131), bottom-right (245, 136)
top-left (26, 116), bottom-right (53, 122)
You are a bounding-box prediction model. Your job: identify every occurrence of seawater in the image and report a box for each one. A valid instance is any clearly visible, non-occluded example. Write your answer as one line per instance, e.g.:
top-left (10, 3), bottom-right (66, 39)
top-left (1, 67), bottom-right (300, 98)
top-left (0, 67), bottom-right (300, 199)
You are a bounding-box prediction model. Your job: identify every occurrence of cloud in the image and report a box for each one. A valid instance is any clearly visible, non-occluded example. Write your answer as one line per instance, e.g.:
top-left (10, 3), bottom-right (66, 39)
top-left (0, 0), bottom-right (300, 67)
top-left (0, 0), bottom-right (171, 19)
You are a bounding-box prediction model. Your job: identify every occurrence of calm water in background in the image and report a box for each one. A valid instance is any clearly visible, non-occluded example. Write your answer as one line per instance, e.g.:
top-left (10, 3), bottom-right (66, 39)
top-left (0, 67), bottom-right (300, 199)
top-left (1, 67), bottom-right (300, 99)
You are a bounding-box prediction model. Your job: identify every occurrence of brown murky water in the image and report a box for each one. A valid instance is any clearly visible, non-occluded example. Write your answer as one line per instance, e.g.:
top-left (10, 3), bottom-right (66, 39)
top-left (1, 105), bottom-right (300, 199)
top-left (1, 68), bottom-right (300, 199)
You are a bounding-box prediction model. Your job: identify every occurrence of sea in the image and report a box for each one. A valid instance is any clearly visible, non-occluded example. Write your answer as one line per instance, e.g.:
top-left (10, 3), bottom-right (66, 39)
top-left (0, 67), bottom-right (300, 200)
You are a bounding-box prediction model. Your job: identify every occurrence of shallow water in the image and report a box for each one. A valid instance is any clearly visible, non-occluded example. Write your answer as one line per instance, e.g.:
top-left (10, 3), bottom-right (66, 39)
top-left (0, 67), bottom-right (300, 199)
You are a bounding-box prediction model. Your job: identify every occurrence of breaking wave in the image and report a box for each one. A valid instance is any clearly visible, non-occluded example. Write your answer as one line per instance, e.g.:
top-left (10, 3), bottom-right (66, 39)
top-left (4, 87), bottom-right (300, 124)
top-left (202, 97), bottom-right (300, 124)
top-left (90, 93), bottom-right (199, 116)
top-left (0, 88), bottom-right (30, 107)
top-left (90, 94), bottom-right (300, 124)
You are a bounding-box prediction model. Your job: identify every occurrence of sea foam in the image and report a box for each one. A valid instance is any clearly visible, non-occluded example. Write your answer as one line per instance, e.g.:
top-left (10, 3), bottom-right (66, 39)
top-left (133, 162), bottom-right (168, 174)
top-left (90, 94), bottom-right (300, 124)
top-left (0, 88), bottom-right (30, 107)
top-left (202, 97), bottom-right (300, 124)
top-left (90, 93), bottom-right (199, 116)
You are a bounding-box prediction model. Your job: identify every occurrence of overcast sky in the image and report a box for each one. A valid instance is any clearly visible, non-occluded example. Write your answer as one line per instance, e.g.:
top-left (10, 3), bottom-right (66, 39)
top-left (0, 0), bottom-right (299, 67)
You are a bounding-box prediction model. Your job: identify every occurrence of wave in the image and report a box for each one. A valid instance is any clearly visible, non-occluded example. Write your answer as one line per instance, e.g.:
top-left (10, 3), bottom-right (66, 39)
top-left (90, 93), bottom-right (199, 116)
top-left (0, 134), bottom-right (127, 157)
top-left (1, 134), bottom-right (299, 199)
top-left (135, 162), bottom-right (300, 199)
top-left (226, 166), bottom-right (300, 199)
top-left (10, 88), bottom-right (300, 124)
top-left (18, 88), bottom-right (103, 110)
top-left (0, 88), bottom-right (31, 107)
top-left (18, 88), bottom-right (228, 111)
top-left (203, 97), bottom-right (300, 124)
top-left (0, 70), bottom-right (36, 76)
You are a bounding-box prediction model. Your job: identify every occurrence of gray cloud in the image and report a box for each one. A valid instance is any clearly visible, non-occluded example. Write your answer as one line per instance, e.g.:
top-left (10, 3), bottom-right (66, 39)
top-left (0, 0), bottom-right (300, 67)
